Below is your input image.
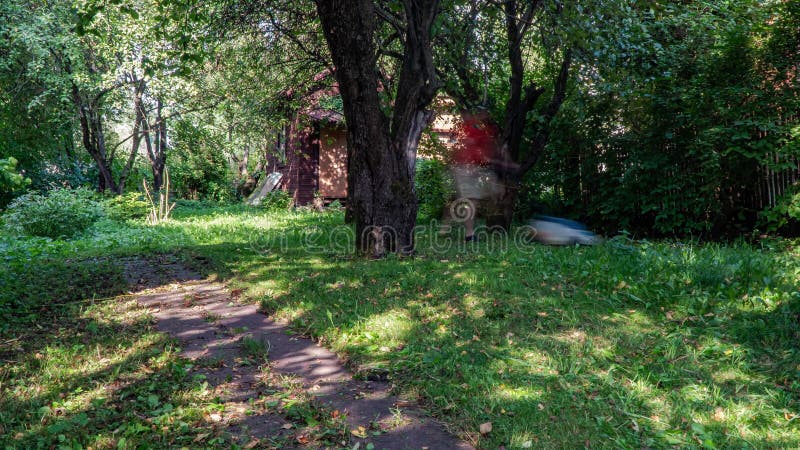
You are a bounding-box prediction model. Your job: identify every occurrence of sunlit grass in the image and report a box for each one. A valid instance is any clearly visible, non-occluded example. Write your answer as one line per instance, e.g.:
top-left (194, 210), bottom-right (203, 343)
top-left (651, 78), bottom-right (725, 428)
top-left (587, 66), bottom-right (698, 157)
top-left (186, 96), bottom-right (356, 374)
top-left (2, 205), bottom-right (799, 448)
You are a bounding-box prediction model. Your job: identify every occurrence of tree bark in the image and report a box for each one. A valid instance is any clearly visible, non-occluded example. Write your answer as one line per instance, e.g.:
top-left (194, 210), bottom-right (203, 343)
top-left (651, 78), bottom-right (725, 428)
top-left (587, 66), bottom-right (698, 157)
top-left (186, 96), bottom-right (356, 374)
top-left (315, 0), bottom-right (440, 256)
top-left (72, 83), bottom-right (118, 194)
top-left (118, 79), bottom-right (146, 194)
top-left (143, 99), bottom-right (168, 192)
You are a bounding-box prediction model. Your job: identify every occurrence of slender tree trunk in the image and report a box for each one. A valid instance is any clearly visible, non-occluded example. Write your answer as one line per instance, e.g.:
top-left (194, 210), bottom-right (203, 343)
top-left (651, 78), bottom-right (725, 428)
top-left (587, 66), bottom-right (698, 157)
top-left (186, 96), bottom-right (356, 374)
top-left (154, 100), bottom-right (167, 191)
top-left (118, 79), bottom-right (146, 194)
top-left (142, 99), bottom-right (168, 192)
top-left (315, 0), bottom-right (440, 256)
top-left (72, 83), bottom-right (118, 193)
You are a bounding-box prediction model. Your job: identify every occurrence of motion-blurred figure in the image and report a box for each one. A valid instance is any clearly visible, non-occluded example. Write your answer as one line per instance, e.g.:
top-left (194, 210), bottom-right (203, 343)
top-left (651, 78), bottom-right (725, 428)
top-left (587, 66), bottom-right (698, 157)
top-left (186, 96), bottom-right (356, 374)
top-left (446, 109), bottom-right (502, 241)
top-left (529, 215), bottom-right (600, 245)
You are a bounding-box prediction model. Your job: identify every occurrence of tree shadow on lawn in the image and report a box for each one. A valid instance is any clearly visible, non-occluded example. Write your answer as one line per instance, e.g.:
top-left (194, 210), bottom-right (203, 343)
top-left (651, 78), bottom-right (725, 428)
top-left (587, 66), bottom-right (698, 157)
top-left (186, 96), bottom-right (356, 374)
top-left (0, 258), bottom-right (241, 449)
top-left (185, 236), bottom-right (800, 449)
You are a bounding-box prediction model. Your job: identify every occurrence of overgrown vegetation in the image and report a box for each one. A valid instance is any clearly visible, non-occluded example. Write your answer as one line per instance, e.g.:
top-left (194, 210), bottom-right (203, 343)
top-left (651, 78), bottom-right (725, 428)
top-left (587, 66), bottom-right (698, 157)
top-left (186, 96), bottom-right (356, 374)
top-left (538, 1), bottom-right (800, 237)
top-left (3, 206), bottom-right (797, 448)
top-left (2, 188), bottom-right (104, 239)
top-left (0, 157), bottom-right (30, 208)
top-left (257, 190), bottom-right (293, 212)
top-left (102, 192), bottom-right (150, 222)
top-left (415, 158), bottom-right (453, 221)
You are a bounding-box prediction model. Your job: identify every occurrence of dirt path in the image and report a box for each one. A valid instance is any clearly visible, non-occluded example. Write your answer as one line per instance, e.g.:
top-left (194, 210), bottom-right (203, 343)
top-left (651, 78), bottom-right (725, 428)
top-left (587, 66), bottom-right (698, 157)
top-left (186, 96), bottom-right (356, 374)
top-left (123, 256), bottom-right (474, 450)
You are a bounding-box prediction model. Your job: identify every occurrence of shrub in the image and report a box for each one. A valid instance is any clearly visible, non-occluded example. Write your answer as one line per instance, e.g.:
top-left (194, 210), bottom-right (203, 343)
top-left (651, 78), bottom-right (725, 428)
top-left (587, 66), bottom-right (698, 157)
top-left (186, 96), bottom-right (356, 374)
top-left (3, 187), bottom-right (104, 239)
top-left (258, 190), bottom-right (292, 211)
top-left (759, 186), bottom-right (800, 233)
top-left (0, 157), bottom-right (31, 209)
top-left (328, 199), bottom-right (344, 211)
top-left (415, 158), bottom-right (453, 221)
top-left (169, 120), bottom-right (237, 202)
top-left (103, 192), bottom-right (150, 221)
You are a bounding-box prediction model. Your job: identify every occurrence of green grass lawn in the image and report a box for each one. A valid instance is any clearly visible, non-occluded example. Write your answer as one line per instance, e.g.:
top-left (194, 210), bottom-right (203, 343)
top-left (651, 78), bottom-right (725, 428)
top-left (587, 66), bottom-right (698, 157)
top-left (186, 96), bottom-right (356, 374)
top-left (2, 204), bottom-right (799, 449)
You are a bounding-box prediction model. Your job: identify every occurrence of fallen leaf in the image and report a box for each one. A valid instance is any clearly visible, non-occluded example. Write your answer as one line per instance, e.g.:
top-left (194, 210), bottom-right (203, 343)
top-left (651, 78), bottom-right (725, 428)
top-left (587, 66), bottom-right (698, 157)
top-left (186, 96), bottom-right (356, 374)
top-left (244, 439), bottom-right (260, 449)
top-left (351, 426), bottom-right (368, 438)
top-left (479, 422), bottom-right (492, 435)
top-left (282, 423), bottom-right (293, 429)
top-left (296, 434), bottom-right (309, 444)
top-left (193, 432), bottom-right (210, 443)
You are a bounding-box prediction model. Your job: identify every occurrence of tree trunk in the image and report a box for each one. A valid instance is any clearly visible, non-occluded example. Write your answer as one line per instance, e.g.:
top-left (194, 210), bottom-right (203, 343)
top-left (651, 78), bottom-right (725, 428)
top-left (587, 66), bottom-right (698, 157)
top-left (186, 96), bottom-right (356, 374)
top-left (143, 99), bottom-right (168, 192)
top-left (118, 80), bottom-right (146, 194)
top-left (315, 0), bottom-right (440, 256)
top-left (439, 0), bottom-right (571, 229)
top-left (72, 83), bottom-right (118, 193)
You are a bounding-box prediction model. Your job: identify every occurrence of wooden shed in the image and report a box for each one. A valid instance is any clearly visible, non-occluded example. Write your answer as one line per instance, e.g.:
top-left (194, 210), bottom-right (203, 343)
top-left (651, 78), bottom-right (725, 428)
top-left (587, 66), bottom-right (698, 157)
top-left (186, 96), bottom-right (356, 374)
top-left (270, 94), bottom-right (459, 206)
top-left (267, 107), bottom-right (347, 206)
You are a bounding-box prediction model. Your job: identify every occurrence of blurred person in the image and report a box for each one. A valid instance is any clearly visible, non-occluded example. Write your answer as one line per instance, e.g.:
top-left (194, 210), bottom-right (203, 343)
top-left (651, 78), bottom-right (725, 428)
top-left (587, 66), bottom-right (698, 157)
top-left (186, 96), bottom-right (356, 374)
top-left (446, 108), bottom-right (502, 242)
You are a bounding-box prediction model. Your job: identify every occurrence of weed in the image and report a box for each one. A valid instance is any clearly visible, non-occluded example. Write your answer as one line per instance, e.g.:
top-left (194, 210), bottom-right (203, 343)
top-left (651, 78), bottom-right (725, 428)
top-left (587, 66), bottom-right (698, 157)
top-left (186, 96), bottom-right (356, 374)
top-left (240, 336), bottom-right (269, 360)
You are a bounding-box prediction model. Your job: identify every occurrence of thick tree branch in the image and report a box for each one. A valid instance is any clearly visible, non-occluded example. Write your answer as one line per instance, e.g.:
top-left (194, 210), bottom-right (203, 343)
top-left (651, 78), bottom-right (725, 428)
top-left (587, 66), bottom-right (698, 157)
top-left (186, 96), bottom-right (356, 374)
top-left (374, 2), bottom-right (406, 37)
top-left (517, 49), bottom-right (572, 176)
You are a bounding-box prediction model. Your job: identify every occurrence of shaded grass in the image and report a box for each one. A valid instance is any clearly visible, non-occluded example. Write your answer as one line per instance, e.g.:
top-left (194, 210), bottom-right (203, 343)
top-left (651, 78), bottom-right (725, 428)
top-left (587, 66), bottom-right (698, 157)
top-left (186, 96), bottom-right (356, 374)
top-left (196, 216), bottom-right (800, 449)
top-left (0, 206), bottom-right (344, 448)
top-left (0, 291), bottom-right (230, 448)
top-left (2, 205), bottom-right (799, 448)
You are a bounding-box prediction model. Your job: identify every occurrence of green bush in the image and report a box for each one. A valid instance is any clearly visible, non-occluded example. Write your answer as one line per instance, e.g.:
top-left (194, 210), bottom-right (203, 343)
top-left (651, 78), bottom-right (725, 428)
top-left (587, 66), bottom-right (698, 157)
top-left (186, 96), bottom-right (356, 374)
top-left (0, 156), bottom-right (31, 209)
top-left (415, 158), bottom-right (453, 221)
top-left (170, 120), bottom-right (237, 202)
top-left (103, 192), bottom-right (150, 221)
top-left (3, 187), bottom-right (104, 239)
top-left (258, 190), bottom-right (292, 211)
top-left (759, 186), bottom-right (800, 233)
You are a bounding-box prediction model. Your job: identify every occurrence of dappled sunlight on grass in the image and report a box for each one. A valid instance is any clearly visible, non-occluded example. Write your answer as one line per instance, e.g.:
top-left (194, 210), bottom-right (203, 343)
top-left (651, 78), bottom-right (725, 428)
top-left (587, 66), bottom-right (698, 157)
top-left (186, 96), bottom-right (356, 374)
top-left (151, 210), bottom-right (800, 447)
top-left (1, 294), bottom-right (221, 448)
top-left (3, 205), bottom-right (798, 448)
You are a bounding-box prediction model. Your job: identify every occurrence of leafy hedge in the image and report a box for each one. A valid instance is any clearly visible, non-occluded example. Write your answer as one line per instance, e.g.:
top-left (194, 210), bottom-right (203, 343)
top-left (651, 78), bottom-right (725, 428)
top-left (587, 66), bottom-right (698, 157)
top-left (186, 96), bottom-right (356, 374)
top-left (103, 192), bottom-right (150, 221)
top-left (415, 158), bottom-right (454, 221)
top-left (3, 188), bottom-right (103, 239)
top-left (0, 156), bottom-right (30, 209)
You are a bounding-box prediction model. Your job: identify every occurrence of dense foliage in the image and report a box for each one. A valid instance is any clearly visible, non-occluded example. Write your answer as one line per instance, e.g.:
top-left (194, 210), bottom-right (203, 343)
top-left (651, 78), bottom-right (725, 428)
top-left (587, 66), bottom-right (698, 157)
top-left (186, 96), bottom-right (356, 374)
top-left (169, 120), bottom-right (236, 202)
top-left (0, 157), bottom-right (30, 208)
top-left (537, 1), bottom-right (800, 237)
top-left (0, 0), bottom-right (798, 238)
top-left (102, 192), bottom-right (151, 221)
top-left (415, 158), bottom-right (454, 221)
top-left (256, 190), bottom-right (293, 211)
top-left (3, 188), bottom-right (104, 239)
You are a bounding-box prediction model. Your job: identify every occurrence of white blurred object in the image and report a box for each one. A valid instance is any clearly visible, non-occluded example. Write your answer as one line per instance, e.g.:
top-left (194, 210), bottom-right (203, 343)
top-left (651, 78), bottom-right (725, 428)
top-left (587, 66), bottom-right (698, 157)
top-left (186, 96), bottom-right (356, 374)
top-left (529, 216), bottom-right (600, 246)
